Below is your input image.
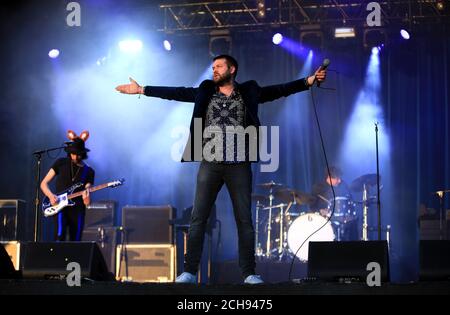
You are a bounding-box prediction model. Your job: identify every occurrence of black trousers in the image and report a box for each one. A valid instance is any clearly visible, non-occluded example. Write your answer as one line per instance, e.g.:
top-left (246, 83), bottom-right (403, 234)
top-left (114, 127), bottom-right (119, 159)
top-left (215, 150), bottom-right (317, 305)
top-left (53, 203), bottom-right (85, 241)
top-left (184, 161), bottom-right (255, 278)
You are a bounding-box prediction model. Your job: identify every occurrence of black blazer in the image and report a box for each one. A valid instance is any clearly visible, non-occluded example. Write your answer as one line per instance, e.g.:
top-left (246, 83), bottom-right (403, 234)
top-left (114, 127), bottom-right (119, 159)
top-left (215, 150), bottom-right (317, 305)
top-left (143, 78), bottom-right (310, 162)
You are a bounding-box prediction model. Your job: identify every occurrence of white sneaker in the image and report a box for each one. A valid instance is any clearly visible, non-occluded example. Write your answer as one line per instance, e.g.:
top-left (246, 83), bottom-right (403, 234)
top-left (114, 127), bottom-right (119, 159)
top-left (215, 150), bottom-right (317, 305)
top-left (175, 272), bottom-right (197, 284)
top-left (244, 275), bottom-right (264, 284)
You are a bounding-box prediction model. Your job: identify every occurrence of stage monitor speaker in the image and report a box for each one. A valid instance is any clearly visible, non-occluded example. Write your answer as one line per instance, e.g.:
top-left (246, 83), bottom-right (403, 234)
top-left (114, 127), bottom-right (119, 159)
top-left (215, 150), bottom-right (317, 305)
top-left (85, 200), bottom-right (116, 228)
top-left (116, 244), bottom-right (176, 282)
top-left (420, 240), bottom-right (450, 280)
top-left (122, 205), bottom-right (175, 244)
top-left (308, 241), bottom-right (390, 282)
top-left (22, 242), bottom-right (113, 280)
top-left (0, 241), bottom-right (21, 270)
top-left (82, 227), bottom-right (119, 275)
top-left (0, 243), bottom-right (16, 279)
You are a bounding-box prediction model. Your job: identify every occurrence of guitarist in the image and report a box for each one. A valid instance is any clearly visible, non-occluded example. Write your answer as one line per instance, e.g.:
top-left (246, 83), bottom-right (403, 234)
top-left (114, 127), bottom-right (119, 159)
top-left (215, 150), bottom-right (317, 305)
top-left (40, 131), bottom-right (95, 241)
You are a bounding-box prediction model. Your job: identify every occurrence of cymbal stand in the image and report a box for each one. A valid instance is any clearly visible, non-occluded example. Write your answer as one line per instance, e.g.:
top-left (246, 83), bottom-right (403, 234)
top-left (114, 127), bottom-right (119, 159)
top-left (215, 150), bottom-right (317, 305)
top-left (266, 188), bottom-right (274, 258)
top-left (255, 201), bottom-right (263, 257)
top-left (263, 203), bottom-right (287, 258)
top-left (362, 183), bottom-right (369, 241)
top-left (279, 202), bottom-right (293, 260)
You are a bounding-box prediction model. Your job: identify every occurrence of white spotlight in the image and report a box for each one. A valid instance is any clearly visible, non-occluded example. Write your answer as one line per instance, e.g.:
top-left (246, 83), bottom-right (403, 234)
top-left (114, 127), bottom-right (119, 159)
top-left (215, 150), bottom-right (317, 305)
top-left (48, 49), bottom-right (60, 59)
top-left (163, 40), bottom-right (172, 51)
top-left (119, 40), bottom-right (143, 53)
top-left (400, 29), bottom-right (410, 40)
top-left (272, 33), bottom-right (283, 45)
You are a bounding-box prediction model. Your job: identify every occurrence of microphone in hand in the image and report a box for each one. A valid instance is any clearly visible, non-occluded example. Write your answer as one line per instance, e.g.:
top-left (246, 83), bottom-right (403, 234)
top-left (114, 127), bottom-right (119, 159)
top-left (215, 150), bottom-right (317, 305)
top-left (316, 58), bottom-right (330, 87)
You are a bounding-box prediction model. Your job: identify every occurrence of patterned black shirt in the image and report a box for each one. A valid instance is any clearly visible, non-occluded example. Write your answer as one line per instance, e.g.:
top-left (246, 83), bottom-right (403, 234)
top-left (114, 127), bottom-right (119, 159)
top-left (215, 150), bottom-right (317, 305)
top-left (203, 89), bottom-right (248, 163)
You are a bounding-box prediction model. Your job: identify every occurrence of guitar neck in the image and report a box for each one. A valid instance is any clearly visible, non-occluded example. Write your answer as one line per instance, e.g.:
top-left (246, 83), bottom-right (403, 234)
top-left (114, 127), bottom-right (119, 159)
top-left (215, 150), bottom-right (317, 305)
top-left (68, 183), bottom-right (109, 199)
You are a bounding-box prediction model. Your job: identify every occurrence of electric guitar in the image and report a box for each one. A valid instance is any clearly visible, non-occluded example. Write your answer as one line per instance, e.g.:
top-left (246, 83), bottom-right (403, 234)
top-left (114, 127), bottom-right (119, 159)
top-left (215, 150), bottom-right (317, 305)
top-left (42, 179), bottom-right (124, 217)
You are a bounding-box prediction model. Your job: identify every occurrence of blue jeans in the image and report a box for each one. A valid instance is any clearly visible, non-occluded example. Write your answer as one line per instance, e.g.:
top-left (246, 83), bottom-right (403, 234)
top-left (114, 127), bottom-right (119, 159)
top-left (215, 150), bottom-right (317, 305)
top-left (184, 161), bottom-right (255, 278)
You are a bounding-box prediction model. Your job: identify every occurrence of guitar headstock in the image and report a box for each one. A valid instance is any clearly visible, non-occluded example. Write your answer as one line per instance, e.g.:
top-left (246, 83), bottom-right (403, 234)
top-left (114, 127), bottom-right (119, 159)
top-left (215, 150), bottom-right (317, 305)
top-left (108, 178), bottom-right (125, 188)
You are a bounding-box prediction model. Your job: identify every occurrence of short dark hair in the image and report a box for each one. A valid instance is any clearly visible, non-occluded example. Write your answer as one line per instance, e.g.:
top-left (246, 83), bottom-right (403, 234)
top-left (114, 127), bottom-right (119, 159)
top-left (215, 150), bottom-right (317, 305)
top-left (213, 54), bottom-right (238, 78)
top-left (326, 166), bottom-right (342, 179)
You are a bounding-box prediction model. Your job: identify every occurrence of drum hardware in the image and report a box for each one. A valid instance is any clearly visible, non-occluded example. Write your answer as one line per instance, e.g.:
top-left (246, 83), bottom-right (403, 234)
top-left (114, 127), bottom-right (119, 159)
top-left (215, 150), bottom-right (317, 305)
top-left (362, 184), bottom-right (369, 241)
top-left (256, 181), bottom-right (283, 190)
top-left (254, 199), bottom-right (264, 257)
top-left (254, 183), bottom-right (322, 260)
top-left (254, 182), bottom-right (283, 258)
top-left (275, 188), bottom-right (317, 206)
top-left (262, 203), bottom-right (287, 258)
top-left (278, 202), bottom-right (295, 261)
top-left (367, 225), bottom-right (391, 247)
top-left (350, 174), bottom-right (379, 192)
top-left (351, 174), bottom-right (380, 241)
top-left (252, 193), bottom-right (270, 257)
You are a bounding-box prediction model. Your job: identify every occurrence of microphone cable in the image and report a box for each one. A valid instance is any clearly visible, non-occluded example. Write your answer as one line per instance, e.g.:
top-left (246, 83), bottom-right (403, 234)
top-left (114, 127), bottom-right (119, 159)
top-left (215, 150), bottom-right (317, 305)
top-left (288, 69), bottom-right (338, 282)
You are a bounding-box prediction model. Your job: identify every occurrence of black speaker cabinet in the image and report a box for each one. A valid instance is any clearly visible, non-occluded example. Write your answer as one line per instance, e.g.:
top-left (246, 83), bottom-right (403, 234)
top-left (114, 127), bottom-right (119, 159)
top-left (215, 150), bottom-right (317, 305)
top-left (85, 200), bottom-right (116, 228)
top-left (122, 205), bottom-right (175, 244)
top-left (0, 241), bottom-right (21, 271)
top-left (420, 240), bottom-right (450, 280)
top-left (21, 242), bottom-right (112, 280)
top-left (0, 200), bottom-right (27, 241)
top-left (82, 227), bottom-right (119, 275)
top-left (308, 241), bottom-right (390, 282)
top-left (0, 243), bottom-right (15, 279)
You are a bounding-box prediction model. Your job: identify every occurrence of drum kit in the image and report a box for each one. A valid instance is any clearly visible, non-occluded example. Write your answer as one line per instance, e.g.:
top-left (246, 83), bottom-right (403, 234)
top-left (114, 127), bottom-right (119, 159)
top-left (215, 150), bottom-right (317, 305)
top-left (252, 174), bottom-right (379, 262)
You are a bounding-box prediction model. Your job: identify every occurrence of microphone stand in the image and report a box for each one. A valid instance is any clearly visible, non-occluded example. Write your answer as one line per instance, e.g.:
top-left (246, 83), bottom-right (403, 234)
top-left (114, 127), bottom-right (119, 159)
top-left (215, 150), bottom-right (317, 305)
top-left (375, 123), bottom-right (382, 240)
top-left (32, 145), bottom-right (65, 242)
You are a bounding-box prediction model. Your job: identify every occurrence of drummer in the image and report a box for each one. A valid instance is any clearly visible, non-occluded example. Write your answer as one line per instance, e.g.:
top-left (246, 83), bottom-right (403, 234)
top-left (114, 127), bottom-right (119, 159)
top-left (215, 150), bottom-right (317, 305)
top-left (310, 166), bottom-right (358, 241)
top-left (310, 166), bottom-right (352, 214)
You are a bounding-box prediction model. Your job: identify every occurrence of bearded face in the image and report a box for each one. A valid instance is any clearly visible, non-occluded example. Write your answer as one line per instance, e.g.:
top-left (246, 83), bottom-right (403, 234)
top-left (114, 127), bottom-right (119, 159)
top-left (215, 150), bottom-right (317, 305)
top-left (212, 59), bottom-right (234, 85)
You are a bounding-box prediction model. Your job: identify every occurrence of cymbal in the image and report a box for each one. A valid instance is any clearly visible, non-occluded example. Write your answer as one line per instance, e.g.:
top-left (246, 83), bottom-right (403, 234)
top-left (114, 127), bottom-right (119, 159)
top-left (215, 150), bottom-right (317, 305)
top-left (275, 188), bottom-right (316, 205)
top-left (251, 194), bottom-right (268, 204)
top-left (256, 181), bottom-right (283, 189)
top-left (350, 174), bottom-right (380, 192)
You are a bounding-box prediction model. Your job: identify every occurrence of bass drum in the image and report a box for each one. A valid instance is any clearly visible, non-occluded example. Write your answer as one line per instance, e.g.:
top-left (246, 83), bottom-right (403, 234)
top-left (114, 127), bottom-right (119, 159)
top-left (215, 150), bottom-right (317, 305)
top-left (287, 212), bottom-right (335, 262)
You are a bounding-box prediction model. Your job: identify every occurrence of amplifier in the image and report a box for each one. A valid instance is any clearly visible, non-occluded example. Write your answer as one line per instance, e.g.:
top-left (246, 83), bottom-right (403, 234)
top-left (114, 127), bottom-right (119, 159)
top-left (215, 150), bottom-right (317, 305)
top-left (0, 200), bottom-right (27, 241)
top-left (85, 200), bottom-right (116, 228)
top-left (122, 205), bottom-right (175, 244)
top-left (116, 244), bottom-right (176, 282)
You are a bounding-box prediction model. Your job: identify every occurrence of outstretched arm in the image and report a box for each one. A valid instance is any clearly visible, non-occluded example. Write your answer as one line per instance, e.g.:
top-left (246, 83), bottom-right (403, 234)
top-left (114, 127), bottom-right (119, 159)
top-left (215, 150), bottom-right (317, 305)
top-left (259, 67), bottom-right (326, 103)
top-left (115, 77), bottom-right (198, 103)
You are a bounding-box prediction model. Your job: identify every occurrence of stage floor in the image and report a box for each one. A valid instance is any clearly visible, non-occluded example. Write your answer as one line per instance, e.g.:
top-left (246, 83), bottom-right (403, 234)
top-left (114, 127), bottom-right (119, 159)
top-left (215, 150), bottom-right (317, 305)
top-left (1, 279), bottom-right (449, 295)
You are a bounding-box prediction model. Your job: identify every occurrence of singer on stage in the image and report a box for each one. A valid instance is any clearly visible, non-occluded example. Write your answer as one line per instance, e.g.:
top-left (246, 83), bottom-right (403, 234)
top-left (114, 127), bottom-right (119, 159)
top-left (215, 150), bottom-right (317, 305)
top-left (116, 55), bottom-right (326, 284)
